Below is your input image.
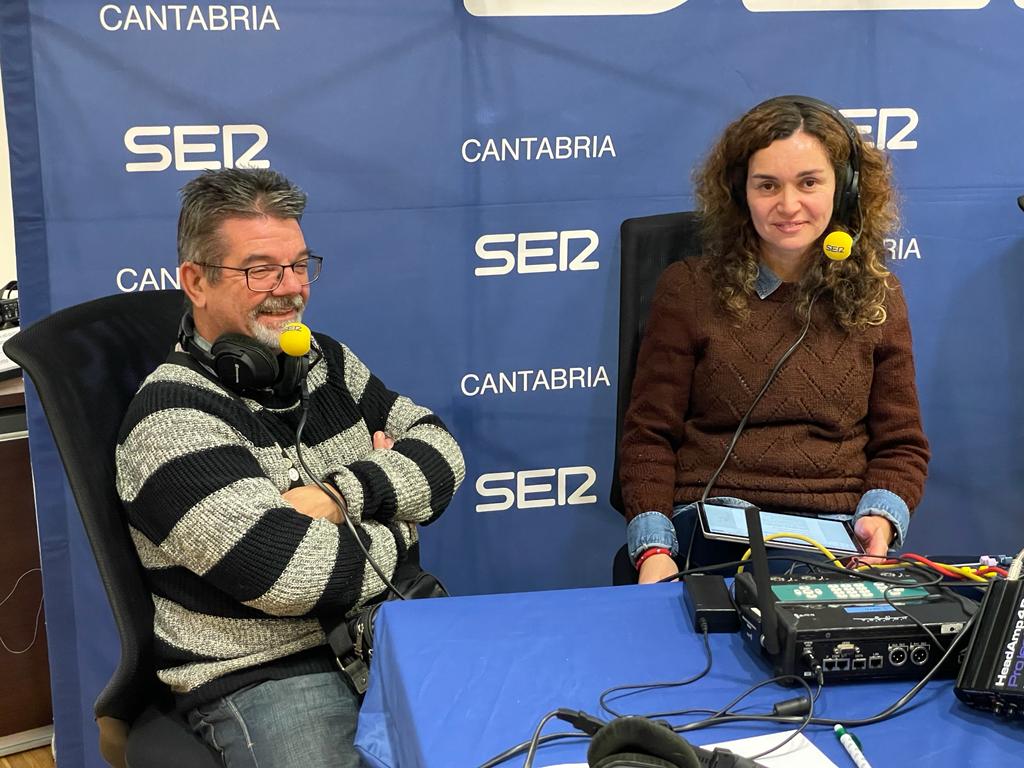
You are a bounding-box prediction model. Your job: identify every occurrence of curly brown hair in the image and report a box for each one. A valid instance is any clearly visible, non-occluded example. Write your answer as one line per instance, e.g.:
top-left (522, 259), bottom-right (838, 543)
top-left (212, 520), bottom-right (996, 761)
top-left (694, 97), bottom-right (898, 329)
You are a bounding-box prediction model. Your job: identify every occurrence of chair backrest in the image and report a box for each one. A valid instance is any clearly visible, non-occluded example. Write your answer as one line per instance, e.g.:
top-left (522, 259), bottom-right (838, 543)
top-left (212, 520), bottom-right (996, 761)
top-left (4, 290), bottom-right (186, 722)
top-left (609, 212), bottom-right (702, 514)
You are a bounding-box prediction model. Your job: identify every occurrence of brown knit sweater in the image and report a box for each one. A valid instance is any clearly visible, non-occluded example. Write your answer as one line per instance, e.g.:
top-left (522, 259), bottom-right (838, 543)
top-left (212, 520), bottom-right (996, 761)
top-left (619, 256), bottom-right (930, 522)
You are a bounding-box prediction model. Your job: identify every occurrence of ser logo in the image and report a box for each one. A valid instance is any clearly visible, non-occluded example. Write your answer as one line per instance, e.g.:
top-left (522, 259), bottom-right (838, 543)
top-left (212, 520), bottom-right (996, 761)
top-left (475, 230), bottom-right (599, 277)
top-left (839, 108), bottom-right (918, 150)
top-left (124, 124), bottom-right (269, 172)
top-left (475, 466), bottom-right (598, 512)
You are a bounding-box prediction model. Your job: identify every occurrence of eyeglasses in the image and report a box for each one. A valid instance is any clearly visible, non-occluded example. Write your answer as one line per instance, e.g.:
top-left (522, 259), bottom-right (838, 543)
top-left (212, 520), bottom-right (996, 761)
top-left (193, 254), bottom-right (323, 292)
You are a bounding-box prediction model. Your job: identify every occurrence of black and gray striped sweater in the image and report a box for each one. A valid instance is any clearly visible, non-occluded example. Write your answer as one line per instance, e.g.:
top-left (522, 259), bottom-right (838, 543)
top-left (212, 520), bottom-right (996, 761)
top-left (115, 334), bottom-right (465, 705)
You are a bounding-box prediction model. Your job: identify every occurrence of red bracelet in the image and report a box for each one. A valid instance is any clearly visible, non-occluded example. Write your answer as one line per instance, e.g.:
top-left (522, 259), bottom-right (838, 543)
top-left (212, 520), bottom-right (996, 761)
top-left (635, 547), bottom-right (671, 570)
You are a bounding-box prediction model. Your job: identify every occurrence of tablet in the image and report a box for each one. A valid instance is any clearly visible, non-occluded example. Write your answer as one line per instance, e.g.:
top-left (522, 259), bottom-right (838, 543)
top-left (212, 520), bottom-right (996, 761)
top-left (697, 502), bottom-right (864, 556)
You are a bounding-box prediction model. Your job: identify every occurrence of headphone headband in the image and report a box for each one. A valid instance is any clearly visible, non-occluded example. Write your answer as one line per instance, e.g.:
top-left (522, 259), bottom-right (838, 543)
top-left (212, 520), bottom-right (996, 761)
top-left (760, 94), bottom-right (861, 165)
top-left (742, 94), bottom-right (862, 226)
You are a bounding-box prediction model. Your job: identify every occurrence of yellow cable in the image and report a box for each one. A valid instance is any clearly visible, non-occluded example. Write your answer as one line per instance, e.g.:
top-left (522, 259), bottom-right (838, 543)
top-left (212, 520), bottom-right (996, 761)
top-left (951, 565), bottom-right (987, 583)
top-left (736, 538), bottom-right (994, 582)
top-left (855, 562), bottom-right (903, 571)
top-left (737, 532), bottom-right (842, 574)
top-left (861, 559), bottom-right (990, 582)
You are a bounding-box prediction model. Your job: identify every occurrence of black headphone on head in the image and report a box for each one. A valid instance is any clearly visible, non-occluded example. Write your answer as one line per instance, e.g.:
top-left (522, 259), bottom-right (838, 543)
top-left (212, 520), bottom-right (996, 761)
top-left (178, 311), bottom-right (307, 398)
top-left (733, 94), bottom-right (862, 229)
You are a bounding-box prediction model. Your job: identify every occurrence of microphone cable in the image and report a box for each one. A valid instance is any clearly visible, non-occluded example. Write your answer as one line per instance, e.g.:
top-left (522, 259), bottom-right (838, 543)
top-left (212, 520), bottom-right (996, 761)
top-left (685, 288), bottom-right (824, 569)
top-left (287, 334), bottom-right (409, 601)
top-left (293, 383), bottom-right (409, 601)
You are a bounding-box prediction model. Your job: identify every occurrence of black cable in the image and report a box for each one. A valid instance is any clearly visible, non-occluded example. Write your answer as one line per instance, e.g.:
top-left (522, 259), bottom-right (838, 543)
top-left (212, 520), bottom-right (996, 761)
top-left (747, 675), bottom-right (819, 761)
top-left (657, 558), bottom-right (749, 582)
top-left (478, 616), bottom-right (973, 768)
top-left (868, 556), bottom-right (983, 656)
top-left (522, 710), bottom-right (560, 768)
top-left (599, 622), bottom-right (712, 719)
top-left (662, 673), bottom-right (812, 723)
top-left (293, 377), bottom-right (409, 601)
top-left (684, 290), bottom-right (822, 570)
top-left (0, 567), bottom-right (44, 655)
top-left (477, 708), bottom-right (598, 768)
top-left (883, 585), bottom-right (943, 649)
top-left (477, 731), bottom-right (582, 768)
top-left (482, 555), bottom-right (977, 767)
top-left (678, 612), bottom-right (976, 731)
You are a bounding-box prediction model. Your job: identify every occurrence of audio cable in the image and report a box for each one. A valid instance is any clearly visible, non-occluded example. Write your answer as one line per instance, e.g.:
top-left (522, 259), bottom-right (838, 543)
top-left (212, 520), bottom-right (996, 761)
top-left (685, 289), bottom-right (823, 570)
top-left (475, 613), bottom-right (970, 768)
top-left (281, 324), bottom-right (410, 602)
top-left (598, 621), bottom-right (713, 719)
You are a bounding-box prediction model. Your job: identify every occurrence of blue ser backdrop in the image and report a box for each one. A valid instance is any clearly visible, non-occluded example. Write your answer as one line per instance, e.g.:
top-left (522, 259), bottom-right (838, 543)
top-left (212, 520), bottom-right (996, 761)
top-left (3, 1), bottom-right (1024, 765)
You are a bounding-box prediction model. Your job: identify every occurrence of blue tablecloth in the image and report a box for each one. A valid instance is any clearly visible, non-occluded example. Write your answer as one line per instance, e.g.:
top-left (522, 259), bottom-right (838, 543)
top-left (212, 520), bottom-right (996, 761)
top-left (355, 583), bottom-right (1023, 767)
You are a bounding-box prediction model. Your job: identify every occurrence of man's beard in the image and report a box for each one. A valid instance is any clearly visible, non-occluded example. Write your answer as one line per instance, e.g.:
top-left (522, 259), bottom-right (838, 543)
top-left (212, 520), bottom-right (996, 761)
top-left (246, 295), bottom-right (306, 350)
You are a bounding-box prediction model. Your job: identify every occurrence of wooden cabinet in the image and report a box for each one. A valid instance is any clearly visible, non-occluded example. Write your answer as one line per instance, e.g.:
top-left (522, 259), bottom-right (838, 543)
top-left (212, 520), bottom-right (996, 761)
top-left (0, 377), bottom-right (52, 747)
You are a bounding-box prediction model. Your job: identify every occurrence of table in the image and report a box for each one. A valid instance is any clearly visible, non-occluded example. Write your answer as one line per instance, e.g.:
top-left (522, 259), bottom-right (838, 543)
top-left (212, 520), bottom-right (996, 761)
top-left (355, 583), bottom-right (1023, 767)
top-left (0, 375), bottom-right (53, 751)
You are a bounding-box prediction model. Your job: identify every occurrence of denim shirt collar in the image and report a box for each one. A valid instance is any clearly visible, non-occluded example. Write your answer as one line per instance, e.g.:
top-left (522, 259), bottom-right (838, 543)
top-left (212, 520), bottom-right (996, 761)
top-left (192, 331), bottom-right (214, 352)
top-left (755, 262), bottom-right (784, 300)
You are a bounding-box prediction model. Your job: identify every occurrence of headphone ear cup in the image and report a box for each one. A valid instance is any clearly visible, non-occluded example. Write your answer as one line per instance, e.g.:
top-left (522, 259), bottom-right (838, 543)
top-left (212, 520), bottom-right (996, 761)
top-left (845, 166), bottom-right (860, 223)
top-left (274, 354), bottom-right (307, 397)
top-left (587, 718), bottom-right (700, 768)
top-left (210, 334), bottom-right (280, 393)
top-left (591, 752), bottom-right (677, 768)
top-left (834, 162), bottom-right (859, 225)
top-left (730, 164), bottom-right (749, 210)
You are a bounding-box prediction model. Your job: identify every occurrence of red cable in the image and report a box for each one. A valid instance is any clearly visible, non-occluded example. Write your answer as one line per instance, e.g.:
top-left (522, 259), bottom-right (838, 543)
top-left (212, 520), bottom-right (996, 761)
top-left (978, 565), bottom-right (1009, 577)
top-left (901, 553), bottom-right (964, 580)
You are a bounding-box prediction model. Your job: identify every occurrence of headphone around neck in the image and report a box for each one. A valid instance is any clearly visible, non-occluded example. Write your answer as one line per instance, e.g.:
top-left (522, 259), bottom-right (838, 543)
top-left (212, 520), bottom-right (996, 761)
top-left (178, 311), bottom-right (307, 398)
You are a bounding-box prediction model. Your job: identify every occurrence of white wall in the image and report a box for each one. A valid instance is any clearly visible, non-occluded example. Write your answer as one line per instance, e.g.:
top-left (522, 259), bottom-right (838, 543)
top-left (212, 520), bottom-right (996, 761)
top-left (0, 60), bottom-right (18, 287)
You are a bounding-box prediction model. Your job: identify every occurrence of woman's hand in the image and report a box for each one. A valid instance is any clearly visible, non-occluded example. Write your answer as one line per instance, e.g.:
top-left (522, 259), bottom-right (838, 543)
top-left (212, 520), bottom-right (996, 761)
top-left (853, 515), bottom-right (894, 563)
top-left (637, 553), bottom-right (679, 584)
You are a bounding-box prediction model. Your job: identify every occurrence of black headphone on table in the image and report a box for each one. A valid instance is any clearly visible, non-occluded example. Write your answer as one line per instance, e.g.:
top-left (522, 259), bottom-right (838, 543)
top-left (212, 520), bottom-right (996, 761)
top-left (178, 311), bottom-right (307, 398)
top-left (732, 95), bottom-right (863, 259)
top-left (587, 718), bottom-right (700, 768)
top-left (587, 716), bottom-right (767, 768)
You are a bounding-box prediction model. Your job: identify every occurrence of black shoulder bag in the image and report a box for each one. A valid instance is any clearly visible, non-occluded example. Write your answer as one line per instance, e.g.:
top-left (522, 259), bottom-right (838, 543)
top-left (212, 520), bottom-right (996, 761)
top-left (322, 565), bottom-right (448, 695)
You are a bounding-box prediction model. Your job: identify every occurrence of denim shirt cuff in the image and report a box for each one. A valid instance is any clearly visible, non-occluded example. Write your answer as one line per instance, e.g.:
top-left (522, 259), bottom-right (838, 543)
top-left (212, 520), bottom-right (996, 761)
top-left (627, 511), bottom-right (679, 563)
top-left (853, 489), bottom-right (910, 549)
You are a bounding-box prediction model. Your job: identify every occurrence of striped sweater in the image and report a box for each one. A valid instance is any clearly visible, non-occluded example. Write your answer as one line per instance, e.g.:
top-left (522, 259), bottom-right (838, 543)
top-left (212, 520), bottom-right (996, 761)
top-left (115, 333), bottom-right (465, 703)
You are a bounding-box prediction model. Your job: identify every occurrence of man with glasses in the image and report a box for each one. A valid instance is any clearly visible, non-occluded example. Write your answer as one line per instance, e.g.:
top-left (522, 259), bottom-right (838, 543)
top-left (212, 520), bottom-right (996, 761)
top-left (115, 168), bottom-right (465, 767)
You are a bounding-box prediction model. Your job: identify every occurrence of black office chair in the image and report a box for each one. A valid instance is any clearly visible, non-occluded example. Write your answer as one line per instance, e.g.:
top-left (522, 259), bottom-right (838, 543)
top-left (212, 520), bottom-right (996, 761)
top-left (610, 212), bottom-right (703, 584)
top-left (3, 290), bottom-right (222, 768)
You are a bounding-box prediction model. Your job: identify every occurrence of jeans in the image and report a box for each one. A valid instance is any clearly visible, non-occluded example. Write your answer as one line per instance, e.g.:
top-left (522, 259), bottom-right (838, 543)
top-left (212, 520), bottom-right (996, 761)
top-left (187, 672), bottom-right (361, 768)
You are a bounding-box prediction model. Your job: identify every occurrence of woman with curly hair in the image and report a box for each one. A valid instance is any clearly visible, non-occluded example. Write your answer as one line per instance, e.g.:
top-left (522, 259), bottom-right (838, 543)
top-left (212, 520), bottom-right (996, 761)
top-left (617, 96), bottom-right (930, 585)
